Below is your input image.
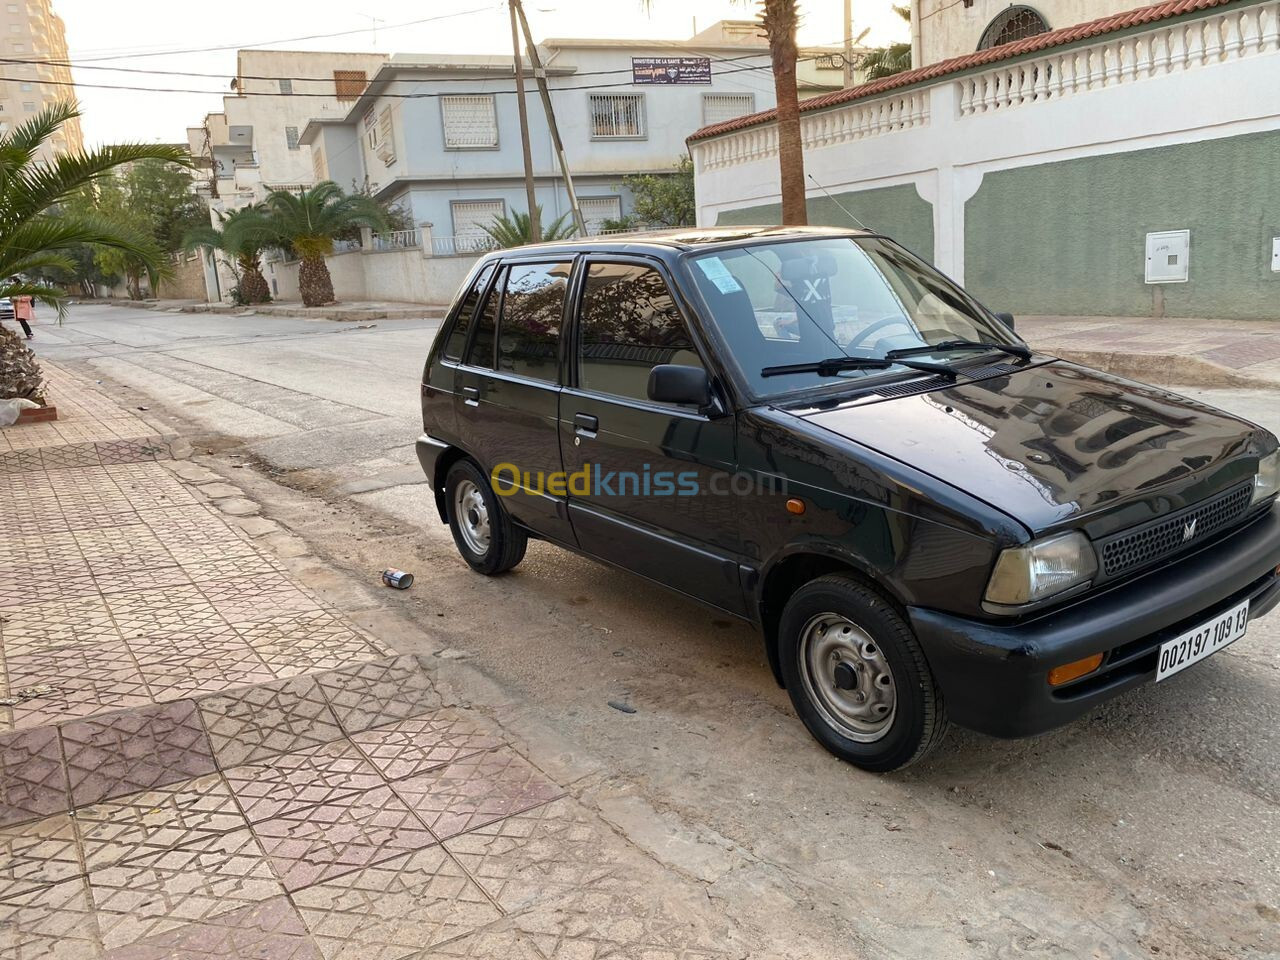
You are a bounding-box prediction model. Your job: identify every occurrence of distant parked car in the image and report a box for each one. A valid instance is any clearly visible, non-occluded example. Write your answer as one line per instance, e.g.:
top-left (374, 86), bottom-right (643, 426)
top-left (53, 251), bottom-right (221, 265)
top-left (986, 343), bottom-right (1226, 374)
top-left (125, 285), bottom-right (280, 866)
top-left (0, 297), bottom-right (14, 322)
top-left (414, 226), bottom-right (1280, 771)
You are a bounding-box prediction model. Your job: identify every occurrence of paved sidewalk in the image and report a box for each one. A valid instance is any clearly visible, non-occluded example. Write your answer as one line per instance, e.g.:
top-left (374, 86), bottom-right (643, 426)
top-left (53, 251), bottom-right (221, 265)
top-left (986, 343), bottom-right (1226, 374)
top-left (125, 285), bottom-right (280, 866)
top-left (1021, 314), bottom-right (1280, 387)
top-left (0, 364), bottom-right (741, 959)
top-left (86, 298), bottom-right (446, 322)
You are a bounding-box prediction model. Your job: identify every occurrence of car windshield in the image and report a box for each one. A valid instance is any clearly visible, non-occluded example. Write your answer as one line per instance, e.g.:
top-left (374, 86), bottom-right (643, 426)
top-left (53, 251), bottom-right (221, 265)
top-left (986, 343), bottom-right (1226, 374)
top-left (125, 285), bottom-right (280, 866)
top-left (686, 236), bottom-right (1023, 398)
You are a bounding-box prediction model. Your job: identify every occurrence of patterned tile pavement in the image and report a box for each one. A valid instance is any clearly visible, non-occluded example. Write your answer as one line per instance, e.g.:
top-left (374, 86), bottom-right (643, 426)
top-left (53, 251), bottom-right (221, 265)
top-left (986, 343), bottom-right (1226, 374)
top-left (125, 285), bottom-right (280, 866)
top-left (0, 362), bottom-right (743, 958)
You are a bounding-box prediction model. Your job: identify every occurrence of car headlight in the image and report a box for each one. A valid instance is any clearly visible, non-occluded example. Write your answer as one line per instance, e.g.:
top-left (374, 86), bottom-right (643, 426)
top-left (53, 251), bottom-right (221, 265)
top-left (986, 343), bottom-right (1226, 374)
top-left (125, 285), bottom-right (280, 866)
top-left (1253, 449), bottom-right (1280, 506)
top-left (985, 531), bottom-right (1098, 607)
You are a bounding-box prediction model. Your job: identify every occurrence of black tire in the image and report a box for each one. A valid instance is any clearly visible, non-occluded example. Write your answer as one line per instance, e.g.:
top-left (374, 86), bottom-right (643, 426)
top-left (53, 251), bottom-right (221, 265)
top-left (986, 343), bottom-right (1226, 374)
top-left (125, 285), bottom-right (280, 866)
top-left (778, 574), bottom-right (947, 772)
top-left (444, 459), bottom-right (528, 575)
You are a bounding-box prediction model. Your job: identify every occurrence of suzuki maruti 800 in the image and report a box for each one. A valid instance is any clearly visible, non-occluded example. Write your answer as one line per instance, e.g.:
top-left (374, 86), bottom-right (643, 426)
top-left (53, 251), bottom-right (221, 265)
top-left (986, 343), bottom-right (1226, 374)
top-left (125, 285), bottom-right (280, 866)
top-left (416, 227), bottom-right (1280, 771)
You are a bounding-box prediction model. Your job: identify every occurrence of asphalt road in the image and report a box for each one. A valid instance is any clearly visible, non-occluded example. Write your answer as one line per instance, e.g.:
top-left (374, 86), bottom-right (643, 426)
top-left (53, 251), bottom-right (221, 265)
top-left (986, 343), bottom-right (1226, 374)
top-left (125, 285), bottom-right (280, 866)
top-left (28, 303), bottom-right (1280, 959)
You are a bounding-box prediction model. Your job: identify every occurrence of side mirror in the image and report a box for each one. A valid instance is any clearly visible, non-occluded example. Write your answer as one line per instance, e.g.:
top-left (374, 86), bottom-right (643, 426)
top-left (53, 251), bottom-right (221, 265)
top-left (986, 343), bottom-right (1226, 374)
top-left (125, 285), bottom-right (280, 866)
top-left (648, 364), bottom-right (711, 407)
top-left (994, 311), bottom-right (1016, 332)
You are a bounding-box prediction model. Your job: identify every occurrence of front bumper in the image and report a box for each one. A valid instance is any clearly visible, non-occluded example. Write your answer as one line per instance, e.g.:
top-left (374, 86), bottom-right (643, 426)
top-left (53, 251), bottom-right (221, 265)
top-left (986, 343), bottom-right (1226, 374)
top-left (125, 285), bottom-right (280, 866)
top-left (908, 504), bottom-right (1280, 738)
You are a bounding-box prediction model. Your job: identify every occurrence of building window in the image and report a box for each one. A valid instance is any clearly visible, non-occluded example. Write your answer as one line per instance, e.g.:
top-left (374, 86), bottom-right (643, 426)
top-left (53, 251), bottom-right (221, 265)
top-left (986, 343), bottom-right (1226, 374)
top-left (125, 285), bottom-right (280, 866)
top-left (19, 82), bottom-right (30, 91)
top-left (311, 147), bottom-right (325, 181)
top-left (977, 6), bottom-right (1050, 50)
top-left (22, 101), bottom-right (34, 112)
top-left (451, 199), bottom-right (505, 253)
top-left (374, 107), bottom-right (395, 165)
top-left (579, 197), bottom-right (622, 235)
top-left (5, 4), bottom-right (17, 13)
top-left (440, 95), bottom-right (498, 149)
top-left (589, 93), bottom-right (645, 139)
top-left (278, 78), bottom-right (293, 95)
top-left (10, 42), bottom-right (22, 52)
top-left (285, 126), bottom-right (299, 150)
top-left (333, 70), bottom-right (367, 101)
top-left (8, 24), bottom-right (19, 33)
top-left (702, 93), bottom-right (754, 126)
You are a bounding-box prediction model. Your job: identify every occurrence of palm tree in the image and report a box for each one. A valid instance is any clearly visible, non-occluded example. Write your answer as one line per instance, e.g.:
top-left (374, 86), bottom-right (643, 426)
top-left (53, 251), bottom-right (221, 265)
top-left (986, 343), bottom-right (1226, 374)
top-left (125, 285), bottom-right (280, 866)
top-left (183, 205), bottom-right (272, 304)
top-left (257, 182), bottom-right (387, 307)
top-left (482, 207), bottom-right (575, 249)
top-left (0, 102), bottom-right (187, 399)
top-left (642, 0), bottom-right (807, 225)
top-left (861, 6), bottom-right (913, 81)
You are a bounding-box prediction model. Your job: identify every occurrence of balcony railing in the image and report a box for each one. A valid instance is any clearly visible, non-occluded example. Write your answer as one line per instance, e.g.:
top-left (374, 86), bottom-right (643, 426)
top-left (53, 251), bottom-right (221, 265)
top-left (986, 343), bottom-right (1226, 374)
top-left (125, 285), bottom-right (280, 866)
top-left (371, 228), bottom-right (421, 251)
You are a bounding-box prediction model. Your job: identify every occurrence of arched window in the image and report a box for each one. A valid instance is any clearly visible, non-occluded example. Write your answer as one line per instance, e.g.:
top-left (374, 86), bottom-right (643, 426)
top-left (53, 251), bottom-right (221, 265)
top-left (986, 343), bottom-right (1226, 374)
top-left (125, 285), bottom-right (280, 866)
top-left (977, 6), bottom-right (1050, 50)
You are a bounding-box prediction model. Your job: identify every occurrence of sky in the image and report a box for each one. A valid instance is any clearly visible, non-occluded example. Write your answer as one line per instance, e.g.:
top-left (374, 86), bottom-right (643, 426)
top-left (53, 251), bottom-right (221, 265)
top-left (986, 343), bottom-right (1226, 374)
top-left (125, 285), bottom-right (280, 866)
top-left (54, 0), bottom-right (909, 145)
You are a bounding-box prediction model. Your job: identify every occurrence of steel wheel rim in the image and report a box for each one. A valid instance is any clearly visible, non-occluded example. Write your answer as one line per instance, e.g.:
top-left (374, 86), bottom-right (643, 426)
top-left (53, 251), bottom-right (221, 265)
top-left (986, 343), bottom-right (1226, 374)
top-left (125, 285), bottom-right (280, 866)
top-left (798, 612), bottom-right (897, 743)
top-left (454, 479), bottom-right (491, 555)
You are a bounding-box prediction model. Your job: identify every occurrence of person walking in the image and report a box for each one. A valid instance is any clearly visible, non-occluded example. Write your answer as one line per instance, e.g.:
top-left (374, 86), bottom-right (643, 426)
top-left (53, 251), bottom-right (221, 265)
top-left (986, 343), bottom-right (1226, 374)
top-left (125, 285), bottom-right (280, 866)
top-left (12, 295), bottom-right (33, 339)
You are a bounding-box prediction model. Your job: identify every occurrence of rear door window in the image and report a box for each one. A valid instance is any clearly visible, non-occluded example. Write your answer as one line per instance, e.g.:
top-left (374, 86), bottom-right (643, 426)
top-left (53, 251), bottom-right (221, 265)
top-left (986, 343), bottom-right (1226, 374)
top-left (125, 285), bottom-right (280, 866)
top-left (443, 264), bottom-right (494, 360)
top-left (496, 262), bottom-right (572, 382)
top-left (464, 266), bottom-right (503, 369)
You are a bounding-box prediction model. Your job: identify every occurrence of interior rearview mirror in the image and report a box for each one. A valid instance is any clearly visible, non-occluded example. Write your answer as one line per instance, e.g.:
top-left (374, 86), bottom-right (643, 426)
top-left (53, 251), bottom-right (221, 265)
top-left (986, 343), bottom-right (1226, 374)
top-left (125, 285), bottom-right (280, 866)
top-left (648, 364), bottom-right (711, 407)
top-left (994, 311), bottom-right (1016, 332)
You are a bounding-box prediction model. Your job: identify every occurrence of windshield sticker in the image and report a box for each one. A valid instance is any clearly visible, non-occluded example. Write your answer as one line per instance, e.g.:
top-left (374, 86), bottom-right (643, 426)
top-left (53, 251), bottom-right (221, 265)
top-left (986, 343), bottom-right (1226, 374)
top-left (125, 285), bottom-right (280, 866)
top-left (695, 257), bottom-right (743, 294)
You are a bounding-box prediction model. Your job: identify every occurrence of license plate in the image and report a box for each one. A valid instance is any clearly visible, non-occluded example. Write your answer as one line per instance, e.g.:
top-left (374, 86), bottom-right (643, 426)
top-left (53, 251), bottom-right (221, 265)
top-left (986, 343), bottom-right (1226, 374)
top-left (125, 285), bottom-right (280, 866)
top-left (1156, 599), bottom-right (1249, 681)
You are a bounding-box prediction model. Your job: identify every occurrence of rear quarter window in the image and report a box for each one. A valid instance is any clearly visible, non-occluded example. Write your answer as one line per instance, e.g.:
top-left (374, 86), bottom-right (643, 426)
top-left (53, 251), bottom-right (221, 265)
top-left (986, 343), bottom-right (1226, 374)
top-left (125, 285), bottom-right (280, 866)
top-left (443, 264), bottom-right (495, 360)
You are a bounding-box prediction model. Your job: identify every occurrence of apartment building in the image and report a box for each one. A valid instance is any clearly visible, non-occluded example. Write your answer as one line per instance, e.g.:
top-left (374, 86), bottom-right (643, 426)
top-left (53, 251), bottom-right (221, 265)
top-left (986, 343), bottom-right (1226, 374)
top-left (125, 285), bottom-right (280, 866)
top-left (0, 0), bottom-right (81, 160)
top-left (186, 50), bottom-right (387, 212)
top-left (300, 23), bottom-right (824, 250)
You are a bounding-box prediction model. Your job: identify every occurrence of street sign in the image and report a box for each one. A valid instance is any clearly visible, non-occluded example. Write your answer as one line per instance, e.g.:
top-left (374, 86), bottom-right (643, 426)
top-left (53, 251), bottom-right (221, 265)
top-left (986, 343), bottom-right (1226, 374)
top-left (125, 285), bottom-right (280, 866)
top-left (631, 57), bottom-right (712, 84)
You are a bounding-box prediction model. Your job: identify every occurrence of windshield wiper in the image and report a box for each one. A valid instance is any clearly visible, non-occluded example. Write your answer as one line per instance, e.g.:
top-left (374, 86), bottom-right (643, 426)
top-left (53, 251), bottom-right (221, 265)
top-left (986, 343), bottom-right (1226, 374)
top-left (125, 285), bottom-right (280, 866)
top-left (761, 356), bottom-right (958, 380)
top-left (884, 339), bottom-right (1031, 362)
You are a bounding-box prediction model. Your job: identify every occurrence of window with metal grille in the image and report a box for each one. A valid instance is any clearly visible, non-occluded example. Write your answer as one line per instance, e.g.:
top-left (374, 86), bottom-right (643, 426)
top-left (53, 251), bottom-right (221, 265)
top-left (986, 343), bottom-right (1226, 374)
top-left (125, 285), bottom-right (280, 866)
top-left (977, 6), bottom-right (1049, 50)
top-left (589, 93), bottom-right (645, 139)
top-left (333, 70), bottom-right (367, 101)
top-left (579, 197), bottom-right (622, 235)
top-left (702, 93), bottom-right (754, 126)
top-left (22, 101), bottom-right (34, 112)
top-left (452, 200), bottom-right (505, 252)
top-left (285, 126), bottom-right (299, 151)
top-left (278, 78), bottom-right (293, 95)
top-left (311, 147), bottom-right (325, 181)
top-left (441, 95), bottom-right (498, 148)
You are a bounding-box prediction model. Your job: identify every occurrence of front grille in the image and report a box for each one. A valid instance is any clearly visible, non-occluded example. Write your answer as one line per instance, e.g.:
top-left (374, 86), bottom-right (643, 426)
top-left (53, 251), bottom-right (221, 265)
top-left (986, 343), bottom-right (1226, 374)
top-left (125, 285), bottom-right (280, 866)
top-left (1098, 483), bottom-right (1253, 578)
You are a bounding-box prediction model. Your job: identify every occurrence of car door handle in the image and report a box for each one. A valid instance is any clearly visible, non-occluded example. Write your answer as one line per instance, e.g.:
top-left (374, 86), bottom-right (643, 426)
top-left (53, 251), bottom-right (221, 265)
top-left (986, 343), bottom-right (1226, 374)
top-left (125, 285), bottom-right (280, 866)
top-left (461, 386), bottom-right (480, 407)
top-left (574, 413), bottom-right (599, 435)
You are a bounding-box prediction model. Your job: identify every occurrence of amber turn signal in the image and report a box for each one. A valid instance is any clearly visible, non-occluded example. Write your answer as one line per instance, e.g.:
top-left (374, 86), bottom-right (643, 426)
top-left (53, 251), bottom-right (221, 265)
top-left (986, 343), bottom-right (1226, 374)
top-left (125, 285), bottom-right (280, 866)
top-left (1047, 652), bottom-right (1104, 686)
top-left (785, 498), bottom-right (806, 515)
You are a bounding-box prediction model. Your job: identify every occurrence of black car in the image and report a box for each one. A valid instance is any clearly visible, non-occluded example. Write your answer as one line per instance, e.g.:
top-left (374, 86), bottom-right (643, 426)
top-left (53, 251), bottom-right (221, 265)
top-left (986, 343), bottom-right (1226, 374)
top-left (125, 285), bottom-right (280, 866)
top-left (416, 226), bottom-right (1280, 771)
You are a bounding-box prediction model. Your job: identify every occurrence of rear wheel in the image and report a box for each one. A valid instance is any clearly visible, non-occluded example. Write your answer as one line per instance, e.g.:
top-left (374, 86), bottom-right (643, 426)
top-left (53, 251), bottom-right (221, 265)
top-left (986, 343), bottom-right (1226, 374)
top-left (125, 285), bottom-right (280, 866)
top-left (444, 459), bottom-right (527, 575)
top-left (779, 574), bottom-right (947, 772)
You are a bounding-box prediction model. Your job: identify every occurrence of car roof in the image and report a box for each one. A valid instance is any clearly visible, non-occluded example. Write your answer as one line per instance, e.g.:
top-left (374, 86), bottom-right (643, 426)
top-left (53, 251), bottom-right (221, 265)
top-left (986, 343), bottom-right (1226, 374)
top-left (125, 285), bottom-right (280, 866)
top-left (479, 225), bottom-right (877, 261)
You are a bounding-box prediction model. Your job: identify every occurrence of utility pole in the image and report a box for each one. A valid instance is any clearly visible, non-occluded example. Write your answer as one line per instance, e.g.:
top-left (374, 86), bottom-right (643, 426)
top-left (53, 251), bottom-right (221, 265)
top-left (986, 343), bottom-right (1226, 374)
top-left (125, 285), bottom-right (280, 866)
top-left (843, 0), bottom-right (854, 88)
top-left (509, 1), bottom-right (540, 242)
top-left (513, 0), bottom-right (588, 237)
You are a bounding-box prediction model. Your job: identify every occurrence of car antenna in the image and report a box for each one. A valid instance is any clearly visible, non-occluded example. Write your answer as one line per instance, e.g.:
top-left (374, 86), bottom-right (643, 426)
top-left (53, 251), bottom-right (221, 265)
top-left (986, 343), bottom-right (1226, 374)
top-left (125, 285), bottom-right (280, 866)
top-left (807, 174), bottom-right (869, 230)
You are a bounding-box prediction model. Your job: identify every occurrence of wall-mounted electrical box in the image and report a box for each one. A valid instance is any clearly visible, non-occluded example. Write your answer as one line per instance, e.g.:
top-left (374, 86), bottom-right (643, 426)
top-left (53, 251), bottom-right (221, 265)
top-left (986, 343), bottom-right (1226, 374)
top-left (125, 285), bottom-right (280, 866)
top-left (1272, 237), bottom-right (1280, 272)
top-left (1145, 230), bottom-right (1190, 284)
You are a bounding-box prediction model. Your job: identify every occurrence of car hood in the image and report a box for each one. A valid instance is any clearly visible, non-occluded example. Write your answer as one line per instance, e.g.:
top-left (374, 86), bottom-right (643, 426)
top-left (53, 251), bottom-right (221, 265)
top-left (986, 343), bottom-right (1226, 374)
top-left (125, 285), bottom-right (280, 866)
top-left (791, 361), bottom-right (1269, 535)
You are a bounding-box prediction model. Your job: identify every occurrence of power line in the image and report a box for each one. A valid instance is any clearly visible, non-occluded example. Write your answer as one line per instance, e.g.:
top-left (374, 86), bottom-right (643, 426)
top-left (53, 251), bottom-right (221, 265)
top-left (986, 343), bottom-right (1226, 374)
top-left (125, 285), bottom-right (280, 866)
top-left (0, 49), bottom-right (774, 85)
top-left (10, 56), bottom-right (804, 100)
top-left (57, 6), bottom-right (502, 64)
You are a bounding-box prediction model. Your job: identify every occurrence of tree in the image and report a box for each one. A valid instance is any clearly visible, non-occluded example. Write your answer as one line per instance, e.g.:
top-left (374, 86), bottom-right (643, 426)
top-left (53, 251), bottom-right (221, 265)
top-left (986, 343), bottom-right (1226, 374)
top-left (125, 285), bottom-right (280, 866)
top-left (83, 176), bottom-right (156, 299)
top-left (183, 205), bottom-right (272, 305)
top-left (607, 156), bottom-right (696, 229)
top-left (0, 103), bottom-right (187, 399)
top-left (124, 158), bottom-right (208, 256)
top-left (861, 7), bottom-right (913, 81)
top-left (643, 1), bottom-right (806, 225)
top-left (255, 181), bottom-right (387, 307)
top-left (482, 207), bottom-right (575, 249)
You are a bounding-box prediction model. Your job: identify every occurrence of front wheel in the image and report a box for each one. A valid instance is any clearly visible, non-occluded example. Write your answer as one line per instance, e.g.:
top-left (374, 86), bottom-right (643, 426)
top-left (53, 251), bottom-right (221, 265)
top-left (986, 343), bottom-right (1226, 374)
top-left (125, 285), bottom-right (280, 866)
top-left (444, 459), bottom-right (527, 575)
top-left (779, 575), bottom-right (948, 772)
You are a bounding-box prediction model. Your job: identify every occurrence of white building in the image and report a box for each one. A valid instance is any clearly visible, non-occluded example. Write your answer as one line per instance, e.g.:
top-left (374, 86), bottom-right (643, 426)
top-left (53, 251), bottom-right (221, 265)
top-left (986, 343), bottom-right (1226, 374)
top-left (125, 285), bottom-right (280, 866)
top-left (300, 24), bottom-right (840, 251)
top-left (689, 0), bottom-right (1280, 321)
top-left (186, 50), bottom-right (387, 211)
top-left (0, 0), bottom-right (81, 161)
